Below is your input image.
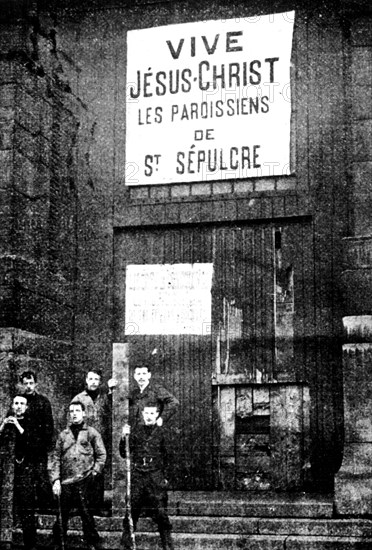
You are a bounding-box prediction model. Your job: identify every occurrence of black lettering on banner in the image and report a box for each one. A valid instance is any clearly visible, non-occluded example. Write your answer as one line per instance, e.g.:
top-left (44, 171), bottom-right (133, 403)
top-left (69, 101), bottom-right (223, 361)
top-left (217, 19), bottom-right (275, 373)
top-left (130, 58), bottom-right (281, 98)
top-left (166, 38), bottom-right (184, 59)
top-left (174, 146), bottom-right (262, 175)
top-left (166, 31), bottom-right (241, 60)
top-left (265, 57), bottom-right (279, 82)
top-left (226, 31), bottom-right (243, 52)
top-left (170, 96), bottom-right (270, 122)
top-left (249, 60), bottom-right (261, 85)
top-left (194, 129), bottom-right (215, 141)
top-left (176, 152), bottom-right (185, 174)
top-left (202, 34), bottom-right (220, 55)
top-left (138, 106), bottom-right (163, 125)
top-left (144, 154), bottom-right (162, 176)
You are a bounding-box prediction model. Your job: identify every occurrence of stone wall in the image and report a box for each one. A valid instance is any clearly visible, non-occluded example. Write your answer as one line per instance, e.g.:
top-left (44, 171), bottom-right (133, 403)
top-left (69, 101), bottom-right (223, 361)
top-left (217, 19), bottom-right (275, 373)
top-left (0, 2), bottom-right (114, 419)
top-left (0, 12), bottom-right (117, 537)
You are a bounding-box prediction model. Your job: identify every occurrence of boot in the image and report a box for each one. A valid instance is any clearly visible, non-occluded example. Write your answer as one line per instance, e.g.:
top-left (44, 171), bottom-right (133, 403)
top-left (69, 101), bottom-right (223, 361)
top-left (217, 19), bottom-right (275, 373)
top-left (159, 529), bottom-right (175, 550)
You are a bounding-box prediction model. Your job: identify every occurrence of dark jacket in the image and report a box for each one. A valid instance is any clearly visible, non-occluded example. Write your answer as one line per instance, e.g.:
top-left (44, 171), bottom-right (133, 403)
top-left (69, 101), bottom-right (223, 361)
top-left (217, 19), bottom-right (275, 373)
top-left (49, 422), bottom-right (106, 485)
top-left (25, 392), bottom-right (54, 455)
top-left (0, 418), bottom-right (30, 463)
top-left (128, 382), bottom-right (179, 425)
top-left (120, 424), bottom-right (168, 473)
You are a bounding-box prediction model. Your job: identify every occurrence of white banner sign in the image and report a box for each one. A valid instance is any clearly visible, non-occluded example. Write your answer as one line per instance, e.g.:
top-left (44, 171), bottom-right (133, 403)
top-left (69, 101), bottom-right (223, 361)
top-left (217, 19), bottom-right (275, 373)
top-left (125, 12), bottom-right (295, 185)
top-left (125, 263), bottom-right (213, 335)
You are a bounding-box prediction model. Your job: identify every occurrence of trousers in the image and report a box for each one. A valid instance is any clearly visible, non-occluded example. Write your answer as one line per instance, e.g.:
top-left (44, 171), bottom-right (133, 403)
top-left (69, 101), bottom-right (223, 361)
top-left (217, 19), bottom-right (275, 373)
top-left (14, 461), bottom-right (38, 550)
top-left (53, 476), bottom-right (100, 549)
top-left (130, 469), bottom-right (172, 531)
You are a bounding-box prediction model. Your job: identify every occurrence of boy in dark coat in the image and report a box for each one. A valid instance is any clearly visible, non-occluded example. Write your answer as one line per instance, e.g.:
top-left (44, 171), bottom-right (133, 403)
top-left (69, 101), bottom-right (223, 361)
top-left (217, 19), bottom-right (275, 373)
top-left (120, 404), bottom-right (175, 550)
top-left (0, 394), bottom-right (39, 550)
top-left (49, 400), bottom-right (106, 550)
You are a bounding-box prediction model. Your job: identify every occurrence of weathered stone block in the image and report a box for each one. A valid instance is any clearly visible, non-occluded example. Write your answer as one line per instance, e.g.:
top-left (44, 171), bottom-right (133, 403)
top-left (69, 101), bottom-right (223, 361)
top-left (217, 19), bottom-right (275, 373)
top-left (351, 48), bottom-right (372, 87)
top-left (351, 18), bottom-right (372, 46)
top-left (13, 151), bottom-right (50, 197)
top-left (13, 123), bottom-right (40, 165)
top-left (343, 237), bottom-right (372, 270)
top-left (129, 186), bottom-right (149, 200)
top-left (149, 185), bottom-right (170, 200)
top-left (15, 87), bottom-right (41, 135)
top-left (0, 22), bottom-right (27, 49)
top-left (0, 151), bottom-right (12, 187)
top-left (255, 178), bottom-right (276, 192)
top-left (276, 177), bottom-right (297, 191)
top-left (335, 473), bottom-right (372, 516)
top-left (352, 85), bottom-right (372, 120)
top-left (341, 270), bottom-right (372, 315)
top-left (234, 180), bottom-right (254, 194)
top-left (0, 188), bottom-right (12, 250)
top-left (191, 182), bottom-right (212, 196)
top-left (353, 121), bottom-right (372, 162)
top-left (0, 84), bottom-right (15, 107)
top-left (213, 181), bottom-right (233, 195)
top-left (11, 191), bottom-right (50, 258)
top-left (0, 107), bottom-right (14, 149)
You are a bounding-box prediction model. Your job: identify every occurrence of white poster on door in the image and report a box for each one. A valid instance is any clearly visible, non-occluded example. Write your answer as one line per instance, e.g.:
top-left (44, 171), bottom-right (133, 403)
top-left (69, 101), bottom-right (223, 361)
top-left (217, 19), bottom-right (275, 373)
top-left (125, 263), bottom-right (213, 335)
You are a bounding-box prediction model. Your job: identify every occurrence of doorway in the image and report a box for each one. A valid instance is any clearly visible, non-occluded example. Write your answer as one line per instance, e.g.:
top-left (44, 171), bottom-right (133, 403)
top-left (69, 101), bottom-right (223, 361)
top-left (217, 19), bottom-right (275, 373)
top-left (114, 221), bottom-right (313, 490)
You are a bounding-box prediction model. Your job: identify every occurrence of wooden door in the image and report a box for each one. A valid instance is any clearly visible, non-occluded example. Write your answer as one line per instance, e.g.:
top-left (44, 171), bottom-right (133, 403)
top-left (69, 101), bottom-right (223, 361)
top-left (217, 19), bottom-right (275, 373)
top-left (114, 220), bottom-right (314, 490)
top-left (115, 226), bottom-right (214, 489)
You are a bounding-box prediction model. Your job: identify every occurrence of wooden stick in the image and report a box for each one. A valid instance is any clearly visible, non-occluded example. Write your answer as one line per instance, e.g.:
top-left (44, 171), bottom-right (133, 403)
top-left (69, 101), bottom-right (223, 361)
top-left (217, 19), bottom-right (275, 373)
top-left (56, 494), bottom-right (65, 550)
top-left (112, 343), bottom-right (136, 549)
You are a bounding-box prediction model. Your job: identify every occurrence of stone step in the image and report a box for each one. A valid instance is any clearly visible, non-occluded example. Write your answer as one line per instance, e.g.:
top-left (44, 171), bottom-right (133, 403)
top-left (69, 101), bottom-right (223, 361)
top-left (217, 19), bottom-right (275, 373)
top-left (13, 493), bottom-right (372, 549)
top-left (36, 515), bottom-right (372, 538)
top-left (161, 491), bottom-right (334, 518)
top-left (13, 529), bottom-right (372, 550)
top-left (43, 491), bottom-right (333, 521)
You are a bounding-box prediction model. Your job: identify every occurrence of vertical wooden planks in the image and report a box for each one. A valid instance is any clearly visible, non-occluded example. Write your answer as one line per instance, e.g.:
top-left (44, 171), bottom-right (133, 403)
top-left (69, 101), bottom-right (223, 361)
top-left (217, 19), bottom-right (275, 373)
top-left (243, 227), bottom-right (256, 380)
top-left (271, 385), bottom-right (304, 490)
top-left (219, 386), bottom-right (236, 489)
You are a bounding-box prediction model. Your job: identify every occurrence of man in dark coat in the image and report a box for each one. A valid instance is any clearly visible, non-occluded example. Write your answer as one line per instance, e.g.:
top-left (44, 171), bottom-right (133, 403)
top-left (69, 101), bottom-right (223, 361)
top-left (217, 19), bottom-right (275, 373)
top-left (120, 404), bottom-right (175, 550)
top-left (49, 400), bottom-right (106, 550)
top-left (70, 368), bottom-right (116, 510)
top-left (0, 394), bottom-right (39, 550)
top-left (20, 370), bottom-right (54, 510)
top-left (129, 365), bottom-right (179, 427)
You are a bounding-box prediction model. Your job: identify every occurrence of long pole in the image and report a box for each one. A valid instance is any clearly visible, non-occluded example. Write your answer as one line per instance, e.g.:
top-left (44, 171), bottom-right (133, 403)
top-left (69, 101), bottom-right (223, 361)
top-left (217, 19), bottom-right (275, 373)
top-left (125, 432), bottom-right (135, 549)
top-left (57, 494), bottom-right (65, 550)
top-left (113, 343), bottom-right (136, 550)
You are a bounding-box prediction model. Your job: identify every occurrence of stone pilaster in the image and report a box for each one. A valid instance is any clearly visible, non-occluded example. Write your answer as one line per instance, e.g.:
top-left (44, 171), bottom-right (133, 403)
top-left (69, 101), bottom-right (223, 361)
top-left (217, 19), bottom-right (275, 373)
top-left (334, 238), bottom-right (372, 514)
top-left (334, 10), bottom-right (372, 515)
top-left (334, 319), bottom-right (372, 515)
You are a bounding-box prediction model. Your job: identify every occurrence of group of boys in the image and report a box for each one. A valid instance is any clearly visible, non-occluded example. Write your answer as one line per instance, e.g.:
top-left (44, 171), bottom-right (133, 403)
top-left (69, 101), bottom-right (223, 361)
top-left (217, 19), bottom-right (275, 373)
top-left (0, 365), bottom-right (179, 550)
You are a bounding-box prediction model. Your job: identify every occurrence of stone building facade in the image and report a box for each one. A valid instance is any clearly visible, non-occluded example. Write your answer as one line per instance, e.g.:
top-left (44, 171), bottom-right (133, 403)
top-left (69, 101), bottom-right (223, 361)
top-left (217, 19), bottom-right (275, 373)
top-left (0, 0), bottom-right (371, 530)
